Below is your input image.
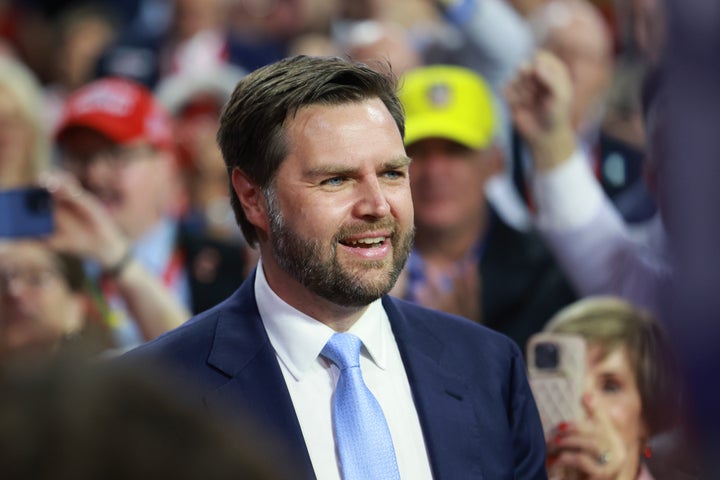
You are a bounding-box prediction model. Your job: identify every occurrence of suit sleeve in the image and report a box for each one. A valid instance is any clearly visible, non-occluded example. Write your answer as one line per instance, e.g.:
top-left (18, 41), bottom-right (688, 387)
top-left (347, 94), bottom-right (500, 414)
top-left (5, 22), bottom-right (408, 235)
top-left (507, 341), bottom-right (548, 479)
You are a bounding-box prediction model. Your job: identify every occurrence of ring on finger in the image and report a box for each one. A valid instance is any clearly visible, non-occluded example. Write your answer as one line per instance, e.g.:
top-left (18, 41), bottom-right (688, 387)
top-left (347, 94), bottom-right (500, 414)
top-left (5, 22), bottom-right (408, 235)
top-left (597, 450), bottom-right (612, 466)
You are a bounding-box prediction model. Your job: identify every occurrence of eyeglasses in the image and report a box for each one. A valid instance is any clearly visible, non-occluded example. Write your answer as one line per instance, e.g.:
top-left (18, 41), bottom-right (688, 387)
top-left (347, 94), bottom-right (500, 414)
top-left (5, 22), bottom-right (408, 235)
top-left (0, 267), bottom-right (63, 293)
top-left (61, 144), bottom-right (156, 174)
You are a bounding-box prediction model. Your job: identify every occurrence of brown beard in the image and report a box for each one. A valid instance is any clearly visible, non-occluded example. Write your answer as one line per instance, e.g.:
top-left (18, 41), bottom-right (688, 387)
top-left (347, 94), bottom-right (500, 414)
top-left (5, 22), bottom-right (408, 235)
top-left (266, 192), bottom-right (414, 307)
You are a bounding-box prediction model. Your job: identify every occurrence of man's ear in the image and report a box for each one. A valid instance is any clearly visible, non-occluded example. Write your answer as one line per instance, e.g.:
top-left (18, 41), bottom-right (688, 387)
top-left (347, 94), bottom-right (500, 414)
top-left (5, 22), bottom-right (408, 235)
top-left (231, 168), bottom-right (269, 233)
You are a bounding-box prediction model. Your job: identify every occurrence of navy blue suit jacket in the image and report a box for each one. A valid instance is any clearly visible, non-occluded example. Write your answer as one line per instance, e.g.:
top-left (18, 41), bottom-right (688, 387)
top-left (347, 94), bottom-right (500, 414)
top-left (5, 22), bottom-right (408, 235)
top-left (126, 271), bottom-right (547, 479)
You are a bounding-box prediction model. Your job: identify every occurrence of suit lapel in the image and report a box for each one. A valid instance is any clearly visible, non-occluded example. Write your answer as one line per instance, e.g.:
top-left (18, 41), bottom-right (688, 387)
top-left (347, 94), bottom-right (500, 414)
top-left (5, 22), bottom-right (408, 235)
top-left (198, 278), bottom-right (484, 479)
top-left (383, 297), bottom-right (485, 480)
top-left (203, 271), bottom-right (316, 479)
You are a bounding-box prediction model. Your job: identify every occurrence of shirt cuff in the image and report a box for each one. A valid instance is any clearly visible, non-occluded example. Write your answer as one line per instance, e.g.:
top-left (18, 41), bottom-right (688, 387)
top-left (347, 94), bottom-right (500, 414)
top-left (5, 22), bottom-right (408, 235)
top-left (531, 149), bottom-right (605, 232)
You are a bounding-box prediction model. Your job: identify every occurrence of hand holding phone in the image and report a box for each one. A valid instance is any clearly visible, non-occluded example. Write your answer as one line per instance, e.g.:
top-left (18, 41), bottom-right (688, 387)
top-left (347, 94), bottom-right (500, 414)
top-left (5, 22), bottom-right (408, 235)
top-left (526, 332), bottom-right (587, 438)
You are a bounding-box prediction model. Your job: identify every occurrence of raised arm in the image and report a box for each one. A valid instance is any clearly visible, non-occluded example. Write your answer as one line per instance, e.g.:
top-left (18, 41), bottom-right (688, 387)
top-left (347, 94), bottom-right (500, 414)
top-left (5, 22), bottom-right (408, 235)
top-left (506, 51), bottom-right (666, 314)
top-left (46, 175), bottom-right (190, 341)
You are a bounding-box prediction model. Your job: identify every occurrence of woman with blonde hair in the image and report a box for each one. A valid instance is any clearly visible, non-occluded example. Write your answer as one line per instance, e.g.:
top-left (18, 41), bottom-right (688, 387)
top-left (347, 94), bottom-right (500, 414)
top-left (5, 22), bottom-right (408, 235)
top-left (0, 55), bottom-right (51, 187)
top-left (542, 296), bottom-right (680, 480)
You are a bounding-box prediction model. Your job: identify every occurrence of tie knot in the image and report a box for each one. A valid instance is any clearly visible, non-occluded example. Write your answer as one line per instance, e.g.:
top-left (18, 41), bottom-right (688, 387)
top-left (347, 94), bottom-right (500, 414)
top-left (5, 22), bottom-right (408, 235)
top-left (321, 333), bottom-right (362, 370)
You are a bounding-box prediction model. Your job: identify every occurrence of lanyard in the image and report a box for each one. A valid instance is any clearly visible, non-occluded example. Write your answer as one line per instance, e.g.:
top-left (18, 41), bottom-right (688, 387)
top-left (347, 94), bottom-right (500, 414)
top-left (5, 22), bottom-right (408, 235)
top-left (92, 246), bottom-right (186, 327)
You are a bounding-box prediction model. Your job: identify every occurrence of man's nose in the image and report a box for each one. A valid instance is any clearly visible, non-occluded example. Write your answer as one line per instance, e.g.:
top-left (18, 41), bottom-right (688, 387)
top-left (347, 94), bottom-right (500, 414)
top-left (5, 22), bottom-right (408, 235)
top-left (74, 154), bottom-right (114, 187)
top-left (354, 177), bottom-right (391, 219)
top-left (412, 153), bottom-right (450, 178)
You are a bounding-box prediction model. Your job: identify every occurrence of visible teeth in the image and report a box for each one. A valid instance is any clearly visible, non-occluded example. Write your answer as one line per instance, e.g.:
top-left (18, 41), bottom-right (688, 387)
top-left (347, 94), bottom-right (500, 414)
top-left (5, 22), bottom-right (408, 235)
top-left (350, 237), bottom-right (384, 245)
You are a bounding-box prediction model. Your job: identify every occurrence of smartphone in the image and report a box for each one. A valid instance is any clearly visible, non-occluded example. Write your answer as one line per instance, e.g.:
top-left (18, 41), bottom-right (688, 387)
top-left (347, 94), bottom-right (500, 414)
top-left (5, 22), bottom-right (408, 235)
top-left (0, 187), bottom-right (54, 238)
top-left (526, 332), bottom-right (587, 438)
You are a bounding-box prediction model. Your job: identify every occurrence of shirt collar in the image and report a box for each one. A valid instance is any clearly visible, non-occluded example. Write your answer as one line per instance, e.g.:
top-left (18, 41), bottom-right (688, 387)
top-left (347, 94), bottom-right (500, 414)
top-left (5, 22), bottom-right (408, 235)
top-left (254, 260), bottom-right (391, 381)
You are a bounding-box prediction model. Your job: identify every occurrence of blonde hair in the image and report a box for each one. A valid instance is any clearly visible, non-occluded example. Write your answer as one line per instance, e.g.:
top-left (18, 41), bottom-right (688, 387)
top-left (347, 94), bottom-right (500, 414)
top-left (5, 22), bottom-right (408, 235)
top-left (0, 55), bottom-right (51, 185)
top-left (545, 296), bottom-right (680, 436)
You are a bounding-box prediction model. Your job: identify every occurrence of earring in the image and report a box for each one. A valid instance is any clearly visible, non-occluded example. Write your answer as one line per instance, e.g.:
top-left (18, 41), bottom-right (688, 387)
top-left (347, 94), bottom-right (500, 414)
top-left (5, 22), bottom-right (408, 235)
top-left (643, 444), bottom-right (653, 459)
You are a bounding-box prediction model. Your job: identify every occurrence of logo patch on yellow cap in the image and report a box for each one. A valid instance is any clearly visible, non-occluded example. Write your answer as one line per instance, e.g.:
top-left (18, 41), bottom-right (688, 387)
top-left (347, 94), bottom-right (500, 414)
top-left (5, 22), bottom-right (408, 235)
top-left (427, 83), bottom-right (452, 108)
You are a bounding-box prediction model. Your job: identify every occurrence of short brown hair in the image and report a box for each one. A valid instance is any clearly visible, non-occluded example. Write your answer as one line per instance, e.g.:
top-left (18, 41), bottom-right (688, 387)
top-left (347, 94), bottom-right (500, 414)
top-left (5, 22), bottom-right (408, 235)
top-left (545, 296), bottom-right (680, 437)
top-left (216, 55), bottom-right (404, 246)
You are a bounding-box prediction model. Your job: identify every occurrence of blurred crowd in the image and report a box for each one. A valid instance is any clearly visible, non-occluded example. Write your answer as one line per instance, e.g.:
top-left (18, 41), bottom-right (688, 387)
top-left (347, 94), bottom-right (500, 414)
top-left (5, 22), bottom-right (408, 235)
top-left (0, 0), bottom-right (716, 478)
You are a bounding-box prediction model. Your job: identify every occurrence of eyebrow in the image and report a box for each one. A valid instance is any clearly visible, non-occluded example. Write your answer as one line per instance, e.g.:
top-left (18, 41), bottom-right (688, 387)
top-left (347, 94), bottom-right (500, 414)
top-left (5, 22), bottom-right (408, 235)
top-left (305, 155), bottom-right (412, 177)
top-left (384, 155), bottom-right (413, 169)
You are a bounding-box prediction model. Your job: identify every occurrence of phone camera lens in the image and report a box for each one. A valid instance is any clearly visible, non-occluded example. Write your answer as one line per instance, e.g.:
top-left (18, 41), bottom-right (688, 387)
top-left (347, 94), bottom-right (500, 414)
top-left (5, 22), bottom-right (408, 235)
top-left (535, 342), bottom-right (559, 370)
top-left (25, 189), bottom-right (50, 213)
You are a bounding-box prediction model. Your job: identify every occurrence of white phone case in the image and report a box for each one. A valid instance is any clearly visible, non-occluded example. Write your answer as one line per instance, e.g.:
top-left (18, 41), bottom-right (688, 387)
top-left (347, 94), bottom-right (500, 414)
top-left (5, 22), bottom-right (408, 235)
top-left (526, 332), bottom-right (587, 438)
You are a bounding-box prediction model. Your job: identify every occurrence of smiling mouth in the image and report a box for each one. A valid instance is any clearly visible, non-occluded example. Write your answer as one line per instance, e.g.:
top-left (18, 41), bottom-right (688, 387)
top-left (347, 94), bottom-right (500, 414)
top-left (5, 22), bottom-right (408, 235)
top-left (339, 236), bottom-right (388, 248)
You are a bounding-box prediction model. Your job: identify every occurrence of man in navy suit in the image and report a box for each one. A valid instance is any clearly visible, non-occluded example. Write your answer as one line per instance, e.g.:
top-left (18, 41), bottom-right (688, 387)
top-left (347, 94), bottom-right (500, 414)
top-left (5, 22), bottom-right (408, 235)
top-left (126, 55), bottom-right (546, 479)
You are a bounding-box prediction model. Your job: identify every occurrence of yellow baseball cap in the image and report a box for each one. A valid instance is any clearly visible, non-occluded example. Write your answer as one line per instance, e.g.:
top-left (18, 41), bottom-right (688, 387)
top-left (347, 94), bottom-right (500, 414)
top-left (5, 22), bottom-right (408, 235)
top-left (398, 65), bottom-right (496, 150)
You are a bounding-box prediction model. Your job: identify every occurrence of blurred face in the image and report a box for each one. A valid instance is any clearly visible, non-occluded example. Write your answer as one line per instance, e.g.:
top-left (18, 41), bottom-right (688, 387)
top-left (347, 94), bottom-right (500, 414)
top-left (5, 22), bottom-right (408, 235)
top-left (0, 87), bottom-right (35, 187)
top-left (259, 99), bottom-right (414, 307)
top-left (230, 0), bottom-right (306, 40)
top-left (174, 0), bottom-right (224, 39)
top-left (406, 138), bottom-right (500, 234)
top-left (633, 0), bottom-right (666, 63)
top-left (59, 129), bottom-right (176, 240)
top-left (584, 344), bottom-right (647, 454)
top-left (175, 106), bottom-right (227, 204)
top-left (346, 24), bottom-right (421, 78)
top-left (57, 15), bottom-right (116, 89)
top-left (0, 242), bottom-right (84, 358)
top-left (177, 112), bottom-right (235, 237)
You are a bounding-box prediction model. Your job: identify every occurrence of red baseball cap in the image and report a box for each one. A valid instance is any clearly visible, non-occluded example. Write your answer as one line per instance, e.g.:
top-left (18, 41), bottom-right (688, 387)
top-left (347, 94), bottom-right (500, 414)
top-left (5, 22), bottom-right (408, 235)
top-left (55, 77), bottom-right (174, 151)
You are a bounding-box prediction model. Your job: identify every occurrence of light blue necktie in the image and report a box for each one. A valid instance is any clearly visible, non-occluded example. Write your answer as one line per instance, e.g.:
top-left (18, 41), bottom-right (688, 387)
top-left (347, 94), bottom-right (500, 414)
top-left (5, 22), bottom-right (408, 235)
top-left (322, 333), bottom-right (401, 480)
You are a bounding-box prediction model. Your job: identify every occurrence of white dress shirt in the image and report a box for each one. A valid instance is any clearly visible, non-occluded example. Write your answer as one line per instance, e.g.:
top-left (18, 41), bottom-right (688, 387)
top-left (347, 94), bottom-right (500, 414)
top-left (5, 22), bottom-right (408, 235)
top-left (531, 150), bottom-right (670, 315)
top-left (255, 262), bottom-right (434, 480)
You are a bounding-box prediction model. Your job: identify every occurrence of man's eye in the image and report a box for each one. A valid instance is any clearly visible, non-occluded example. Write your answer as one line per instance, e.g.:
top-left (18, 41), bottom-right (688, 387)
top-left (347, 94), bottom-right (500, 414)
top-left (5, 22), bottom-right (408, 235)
top-left (383, 170), bottom-right (405, 180)
top-left (322, 177), bottom-right (345, 186)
